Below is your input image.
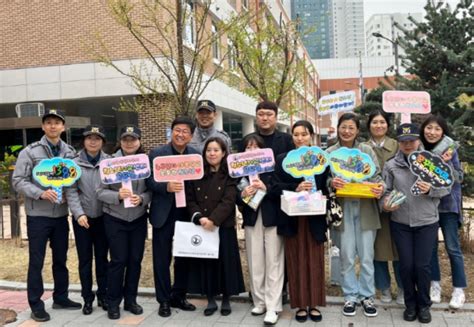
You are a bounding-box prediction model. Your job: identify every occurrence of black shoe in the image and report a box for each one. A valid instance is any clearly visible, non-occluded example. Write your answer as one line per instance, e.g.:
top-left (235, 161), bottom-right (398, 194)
top-left (108, 306), bottom-right (120, 320)
top-left (418, 307), bottom-right (431, 324)
top-left (98, 298), bottom-right (108, 311)
top-left (82, 302), bottom-right (93, 315)
top-left (204, 306), bottom-right (218, 316)
top-left (170, 298), bottom-right (196, 311)
top-left (403, 308), bottom-right (417, 322)
top-left (30, 309), bottom-right (50, 322)
top-left (309, 307), bottom-right (322, 322)
top-left (124, 302), bottom-right (143, 315)
top-left (158, 301), bottom-right (171, 317)
top-left (295, 308), bottom-right (308, 323)
top-left (52, 298), bottom-right (82, 310)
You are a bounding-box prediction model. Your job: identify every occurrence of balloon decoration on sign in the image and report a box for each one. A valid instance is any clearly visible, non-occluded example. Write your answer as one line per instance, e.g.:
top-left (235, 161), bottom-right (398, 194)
top-left (33, 157), bottom-right (82, 203)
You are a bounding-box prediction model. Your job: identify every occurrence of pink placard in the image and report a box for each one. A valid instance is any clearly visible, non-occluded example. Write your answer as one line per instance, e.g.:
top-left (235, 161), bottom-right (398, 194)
top-left (99, 154), bottom-right (151, 208)
top-left (383, 91), bottom-right (431, 123)
top-left (153, 154), bottom-right (204, 207)
top-left (227, 149), bottom-right (275, 179)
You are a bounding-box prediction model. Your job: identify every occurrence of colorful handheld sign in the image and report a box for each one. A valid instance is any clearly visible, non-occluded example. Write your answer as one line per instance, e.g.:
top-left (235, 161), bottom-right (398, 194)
top-left (100, 154), bottom-right (151, 208)
top-left (318, 91), bottom-right (356, 116)
top-left (153, 154), bottom-right (204, 207)
top-left (382, 90), bottom-right (431, 123)
top-left (282, 146), bottom-right (329, 192)
top-left (33, 158), bottom-right (82, 203)
top-left (227, 149), bottom-right (275, 182)
top-left (328, 147), bottom-right (376, 182)
top-left (408, 150), bottom-right (453, 196)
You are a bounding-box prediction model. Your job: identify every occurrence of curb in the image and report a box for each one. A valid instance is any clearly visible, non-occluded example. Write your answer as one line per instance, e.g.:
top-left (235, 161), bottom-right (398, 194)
top-left (1, 279), bottom-right (473, 312)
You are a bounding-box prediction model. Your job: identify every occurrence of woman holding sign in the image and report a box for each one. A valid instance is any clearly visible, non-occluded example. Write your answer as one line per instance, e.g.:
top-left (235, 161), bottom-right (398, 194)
top-left (65, 125), bottom-right (110, 315)
top-left (326, 113), bottom-right (384, 318)
top-left (97, 125), bottom-right (152, 320)
top-left (186, 137), bottom-right (245, 317)
top-left (419, 115), bottom-right (466, 309)
top-left (363, 110), bottom-right (403, 305)
top-left (274, 120), bottom-right (329, 323)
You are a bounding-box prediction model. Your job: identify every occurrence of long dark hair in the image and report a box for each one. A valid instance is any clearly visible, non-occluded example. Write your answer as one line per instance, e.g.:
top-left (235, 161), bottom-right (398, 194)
top-left (203, 137), bottom-right (229, 175)
top-left (419, 114), bottom-right (450, 150)
top-left (242, 133), bottom-right (265, 149)
top-left (292, 120), bottom-right (315, 135)
top-left (367, 110), bottom-right (391, 135)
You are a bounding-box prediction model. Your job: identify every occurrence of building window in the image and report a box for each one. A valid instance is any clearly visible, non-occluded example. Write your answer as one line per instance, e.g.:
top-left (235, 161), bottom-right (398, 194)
top-left (228, 40), bottom-right (237, 70)
top-left (211, 22), bottom-right (220, 60)
top-left (183, 0), bottom-right (195, 45)
top-left (242, 0), bottom-right (248, 10)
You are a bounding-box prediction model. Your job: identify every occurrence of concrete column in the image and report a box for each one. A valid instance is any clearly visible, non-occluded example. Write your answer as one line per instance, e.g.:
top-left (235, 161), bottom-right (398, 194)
top-left (215, 109), bottom-right (224, 130)
top-left (242, 116), bottom-right (255, 136)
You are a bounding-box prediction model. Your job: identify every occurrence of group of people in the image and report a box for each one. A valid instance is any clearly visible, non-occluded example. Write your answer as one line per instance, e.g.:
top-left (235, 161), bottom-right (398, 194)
top-left (11, 99), bottom-right (466, 325)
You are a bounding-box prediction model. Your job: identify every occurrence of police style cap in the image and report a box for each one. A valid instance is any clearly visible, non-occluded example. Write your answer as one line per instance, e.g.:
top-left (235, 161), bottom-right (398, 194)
top-left (396, 123), bottom-right (420, 142)
top-left (120, 125), bottom-right (142, 139)
top-left (196, 100), bottom-right (216, 112)
top-left (83, 125), bottom-right (106, 141)
top-left (42, 108), bottom-right (65, 123)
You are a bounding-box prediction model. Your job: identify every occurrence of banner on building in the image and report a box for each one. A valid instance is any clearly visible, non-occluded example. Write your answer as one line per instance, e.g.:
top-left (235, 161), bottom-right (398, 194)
top-left (318, 91), bottom-right (356, 116)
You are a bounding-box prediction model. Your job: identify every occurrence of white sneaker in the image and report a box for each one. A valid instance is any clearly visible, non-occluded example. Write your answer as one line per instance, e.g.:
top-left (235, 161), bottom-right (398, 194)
top-left (449, 289), bottom-right (465, 309)
top-left (263, 311), bottom-right (279, 325)
top-left (380, 289), bottom-right (392, 303)
top-left (251, 306), bottom-right (266, 316)
top-left (396, 288), bottom-right (405, 305)
top-left (430, 283), bottom-right (441, 303)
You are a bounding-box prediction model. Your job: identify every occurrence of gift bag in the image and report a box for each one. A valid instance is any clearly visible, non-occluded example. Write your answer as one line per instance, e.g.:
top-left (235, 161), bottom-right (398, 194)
top-left (172, 221), bottom-right (220, 259)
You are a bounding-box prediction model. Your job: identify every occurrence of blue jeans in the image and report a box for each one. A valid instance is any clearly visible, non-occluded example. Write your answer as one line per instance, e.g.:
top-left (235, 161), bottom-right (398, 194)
top-left (374, 260), bottom-right (403, 291)
top-left (430, 212), bottom-right (467, 288)
top-left (335, 200), bottom-right (376, 302)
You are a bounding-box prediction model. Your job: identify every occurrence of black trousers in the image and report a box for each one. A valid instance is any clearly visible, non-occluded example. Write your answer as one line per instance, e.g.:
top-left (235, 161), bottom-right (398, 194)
top-left (152, 215), bottom-right (190, 304)
top-left (104, 213), bottom-right (147, 308)
top-left (390, 220), bottom-right (439, 310)
top-left (26, 215), bottom-right (69, 311)
top-left (72, 216), bottom-right (109, 303)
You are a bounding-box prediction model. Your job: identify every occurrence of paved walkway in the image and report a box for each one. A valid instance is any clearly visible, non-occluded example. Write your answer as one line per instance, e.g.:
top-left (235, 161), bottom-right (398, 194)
top-left (1, 281), bottom-right (473, 326)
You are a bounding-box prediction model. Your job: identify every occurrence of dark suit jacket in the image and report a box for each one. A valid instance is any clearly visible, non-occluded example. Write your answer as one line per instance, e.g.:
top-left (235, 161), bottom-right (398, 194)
top-left (186, 169), bottom-right (237, 228)
top-left (273, 152), bottom-right (330, 243)
top-left (146, 143), bottom-right (199, 228)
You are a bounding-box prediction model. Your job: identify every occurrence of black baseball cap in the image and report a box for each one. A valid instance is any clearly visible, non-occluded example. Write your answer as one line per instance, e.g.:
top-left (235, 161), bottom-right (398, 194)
top-left (120, 125), bottom-right (142, 139)
top-left (396, 123), bottom-right (420, 142)
top-left (42, 108), bottom-right (65, 123)
top-left (196, 100), bottom-right (216, 112)
top-left (83, 125), bottom-right (106, 141)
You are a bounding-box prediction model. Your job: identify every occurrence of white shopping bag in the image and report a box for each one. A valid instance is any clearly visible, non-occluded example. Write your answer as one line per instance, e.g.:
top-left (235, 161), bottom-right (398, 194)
top-left (172, 221), bottom-right (220, 259)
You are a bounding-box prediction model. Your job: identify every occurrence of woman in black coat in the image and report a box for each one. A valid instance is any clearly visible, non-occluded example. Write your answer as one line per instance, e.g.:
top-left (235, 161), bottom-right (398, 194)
top-left (186, 137), bottom-right (245, 316)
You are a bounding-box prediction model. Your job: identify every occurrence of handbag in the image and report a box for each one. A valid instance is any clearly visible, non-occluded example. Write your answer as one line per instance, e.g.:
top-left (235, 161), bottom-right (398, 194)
top-left (326, 191), bottom-right (343, 227)
top-left (172, 221), bottom-right (220, 259)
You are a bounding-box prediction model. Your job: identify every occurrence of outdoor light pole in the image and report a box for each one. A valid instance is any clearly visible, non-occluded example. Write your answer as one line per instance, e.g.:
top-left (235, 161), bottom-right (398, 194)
top-left (372, 32), bottom-right (399, 76)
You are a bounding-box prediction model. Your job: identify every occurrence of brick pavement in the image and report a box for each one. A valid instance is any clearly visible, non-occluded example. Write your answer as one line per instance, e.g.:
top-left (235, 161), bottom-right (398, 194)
top-left (1, 286), bottom-right (473, 326)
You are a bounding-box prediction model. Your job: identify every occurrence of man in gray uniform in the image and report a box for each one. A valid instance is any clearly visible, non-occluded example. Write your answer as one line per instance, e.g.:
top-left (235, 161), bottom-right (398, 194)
top-left (12, 109), bottom-right (81, 322)
top-left (189, 100), bottom-right (232, 153)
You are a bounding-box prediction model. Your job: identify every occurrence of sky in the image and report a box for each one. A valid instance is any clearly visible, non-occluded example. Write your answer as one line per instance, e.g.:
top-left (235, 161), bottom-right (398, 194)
top-left (364, 0), bottom-right (461, 22)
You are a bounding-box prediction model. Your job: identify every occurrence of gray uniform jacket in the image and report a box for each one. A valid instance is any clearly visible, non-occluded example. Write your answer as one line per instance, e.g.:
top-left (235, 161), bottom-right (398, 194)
top-left (96, 150), bottom-right (152, 222)
top-left (381, 150), bottom-right (450, 227)
top-left (189, 125), bottom-right (232, 153)
top-left (12, 135), bottom-right (76, 218)
top-left (65, 150), bottom-right (110, 220)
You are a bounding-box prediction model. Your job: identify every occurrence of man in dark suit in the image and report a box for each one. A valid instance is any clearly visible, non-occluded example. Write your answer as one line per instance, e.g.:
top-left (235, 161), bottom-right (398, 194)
top-left (146, 116), bottom-right (199, 317)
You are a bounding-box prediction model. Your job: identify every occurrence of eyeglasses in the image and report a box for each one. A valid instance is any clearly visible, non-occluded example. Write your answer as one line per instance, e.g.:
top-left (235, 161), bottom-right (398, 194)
top-left (173, 128), bottom-right (191, 135)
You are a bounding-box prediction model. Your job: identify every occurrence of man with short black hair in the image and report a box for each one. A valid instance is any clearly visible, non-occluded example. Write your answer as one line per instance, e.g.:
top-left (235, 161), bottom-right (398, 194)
top-left (12, 109), bottom-right (81, 322)
top-left (147, 116), bottom-right (199, 318)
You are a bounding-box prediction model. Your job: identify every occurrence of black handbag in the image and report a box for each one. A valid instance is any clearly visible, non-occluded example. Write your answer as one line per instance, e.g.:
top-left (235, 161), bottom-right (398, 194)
top-left (326, 191), bottom-right (343, 227)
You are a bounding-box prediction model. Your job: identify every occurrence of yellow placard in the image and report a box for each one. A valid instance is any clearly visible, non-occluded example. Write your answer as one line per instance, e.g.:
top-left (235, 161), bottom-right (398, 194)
top-left (336, 183), bottom-right (379, 198)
